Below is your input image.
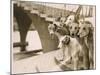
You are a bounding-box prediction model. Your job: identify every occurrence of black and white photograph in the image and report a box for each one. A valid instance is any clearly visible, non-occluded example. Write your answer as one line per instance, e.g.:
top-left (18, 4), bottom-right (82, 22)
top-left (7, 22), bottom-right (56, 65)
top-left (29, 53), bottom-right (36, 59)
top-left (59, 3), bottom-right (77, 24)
top-left (11, 0), bottom-right (96, 74)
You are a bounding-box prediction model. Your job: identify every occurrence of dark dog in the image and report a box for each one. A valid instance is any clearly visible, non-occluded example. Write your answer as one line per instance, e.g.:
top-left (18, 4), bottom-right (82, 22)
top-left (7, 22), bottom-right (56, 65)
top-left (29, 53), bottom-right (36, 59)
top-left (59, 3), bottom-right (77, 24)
top-left (78, 21), bottom-right (94, 69)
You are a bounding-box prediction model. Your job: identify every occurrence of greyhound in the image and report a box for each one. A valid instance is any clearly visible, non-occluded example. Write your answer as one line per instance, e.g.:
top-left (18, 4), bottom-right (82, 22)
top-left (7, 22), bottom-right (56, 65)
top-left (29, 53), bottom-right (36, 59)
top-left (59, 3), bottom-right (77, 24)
top-left (78, 21), bottom-right (94, 69)
top-left (48, 22), bottom-right (84, 70)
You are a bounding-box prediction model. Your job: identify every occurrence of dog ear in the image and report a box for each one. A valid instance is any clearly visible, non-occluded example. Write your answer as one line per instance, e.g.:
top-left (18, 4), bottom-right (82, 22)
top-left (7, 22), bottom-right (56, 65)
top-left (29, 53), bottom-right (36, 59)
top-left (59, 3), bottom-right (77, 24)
top-left (88, 27), bottom-right (93, 39)
top-left (62, 36), bottom-right (70, 45)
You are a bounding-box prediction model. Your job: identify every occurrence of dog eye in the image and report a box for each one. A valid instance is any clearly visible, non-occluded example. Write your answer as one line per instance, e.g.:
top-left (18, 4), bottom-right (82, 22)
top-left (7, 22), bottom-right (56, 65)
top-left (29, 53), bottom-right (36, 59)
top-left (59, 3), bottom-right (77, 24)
top-left (69, 18), bottom-right (71, 20)
top-left (75, 27), bottom-right (77, 29)
top-left (83, 27), bottom-right (86, 30)
top-left (54, 24), bottom-right (56, 26)
top-left (63, 24), bottom-right (65, 26)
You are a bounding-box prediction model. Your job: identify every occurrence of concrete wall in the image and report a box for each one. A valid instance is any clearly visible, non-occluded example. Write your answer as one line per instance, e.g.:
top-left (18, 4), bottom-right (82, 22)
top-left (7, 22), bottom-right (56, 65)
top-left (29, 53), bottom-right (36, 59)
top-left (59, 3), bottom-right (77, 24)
top-left (28, 14), bottom-right (59, 53)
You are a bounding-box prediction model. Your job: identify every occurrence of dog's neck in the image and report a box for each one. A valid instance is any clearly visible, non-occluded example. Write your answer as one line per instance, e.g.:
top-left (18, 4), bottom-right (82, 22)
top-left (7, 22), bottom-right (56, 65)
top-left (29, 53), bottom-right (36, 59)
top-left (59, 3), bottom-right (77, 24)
top-left (55, 32), bottom-right (65, 41)
top-left (84, 36), bottom-right (88, 46)
top-left (78, 36), bottom-right (89, 49)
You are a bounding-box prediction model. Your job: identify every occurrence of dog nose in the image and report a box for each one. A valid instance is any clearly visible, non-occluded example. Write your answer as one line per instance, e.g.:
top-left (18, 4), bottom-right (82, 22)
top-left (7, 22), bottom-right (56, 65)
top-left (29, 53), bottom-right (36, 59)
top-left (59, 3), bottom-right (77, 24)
top-left (72, 33), bottom-right (74, 36)
top-left (71, 33), bottom-right (75, 37)
top-left (77, 34), bottom-right (80, 38)
top-left (77, 32), bottom-right (80, 38)
top-left (77, 35), bottom-right (80, 38)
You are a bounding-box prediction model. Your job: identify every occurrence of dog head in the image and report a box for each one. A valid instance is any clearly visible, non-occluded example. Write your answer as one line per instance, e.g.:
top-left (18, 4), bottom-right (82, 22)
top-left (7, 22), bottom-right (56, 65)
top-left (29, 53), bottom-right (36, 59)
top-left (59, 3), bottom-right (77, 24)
top-left (78, 17), bottom-right (85, 25)
top-left (60, 17), bottom-right (67, 23)
top-left (48, 22), bottom-right (57, 39)
top-left (69, 22), bottom-right (79, 37)
top-left (58, 35), bottom-right (70, 48)
top-left (77, 21), bottom-right (93, 38)
top-left (62, 36), bottom-right (70, 45)
top-left (65, 14), bottom-right (75, 26)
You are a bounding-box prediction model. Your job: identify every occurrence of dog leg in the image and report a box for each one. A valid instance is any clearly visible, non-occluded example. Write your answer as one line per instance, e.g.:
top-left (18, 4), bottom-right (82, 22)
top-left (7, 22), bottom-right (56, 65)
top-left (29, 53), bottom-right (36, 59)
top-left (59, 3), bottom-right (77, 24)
top-left (89, 48), bottom-right (94, 69)
top-left (73, 54), bottom-right (79, 70)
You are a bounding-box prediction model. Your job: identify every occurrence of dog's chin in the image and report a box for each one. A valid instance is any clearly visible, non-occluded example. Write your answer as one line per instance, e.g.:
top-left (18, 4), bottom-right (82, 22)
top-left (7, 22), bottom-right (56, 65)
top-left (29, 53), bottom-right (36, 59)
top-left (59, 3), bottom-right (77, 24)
top-left (78, 34), bottom-right (86, 38)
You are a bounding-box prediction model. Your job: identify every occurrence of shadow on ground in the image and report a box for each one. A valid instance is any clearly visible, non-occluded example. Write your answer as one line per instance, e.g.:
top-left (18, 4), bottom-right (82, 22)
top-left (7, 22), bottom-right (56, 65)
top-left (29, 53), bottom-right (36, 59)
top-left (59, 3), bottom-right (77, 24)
top-left (13, 50), bottom-right (43, 61)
